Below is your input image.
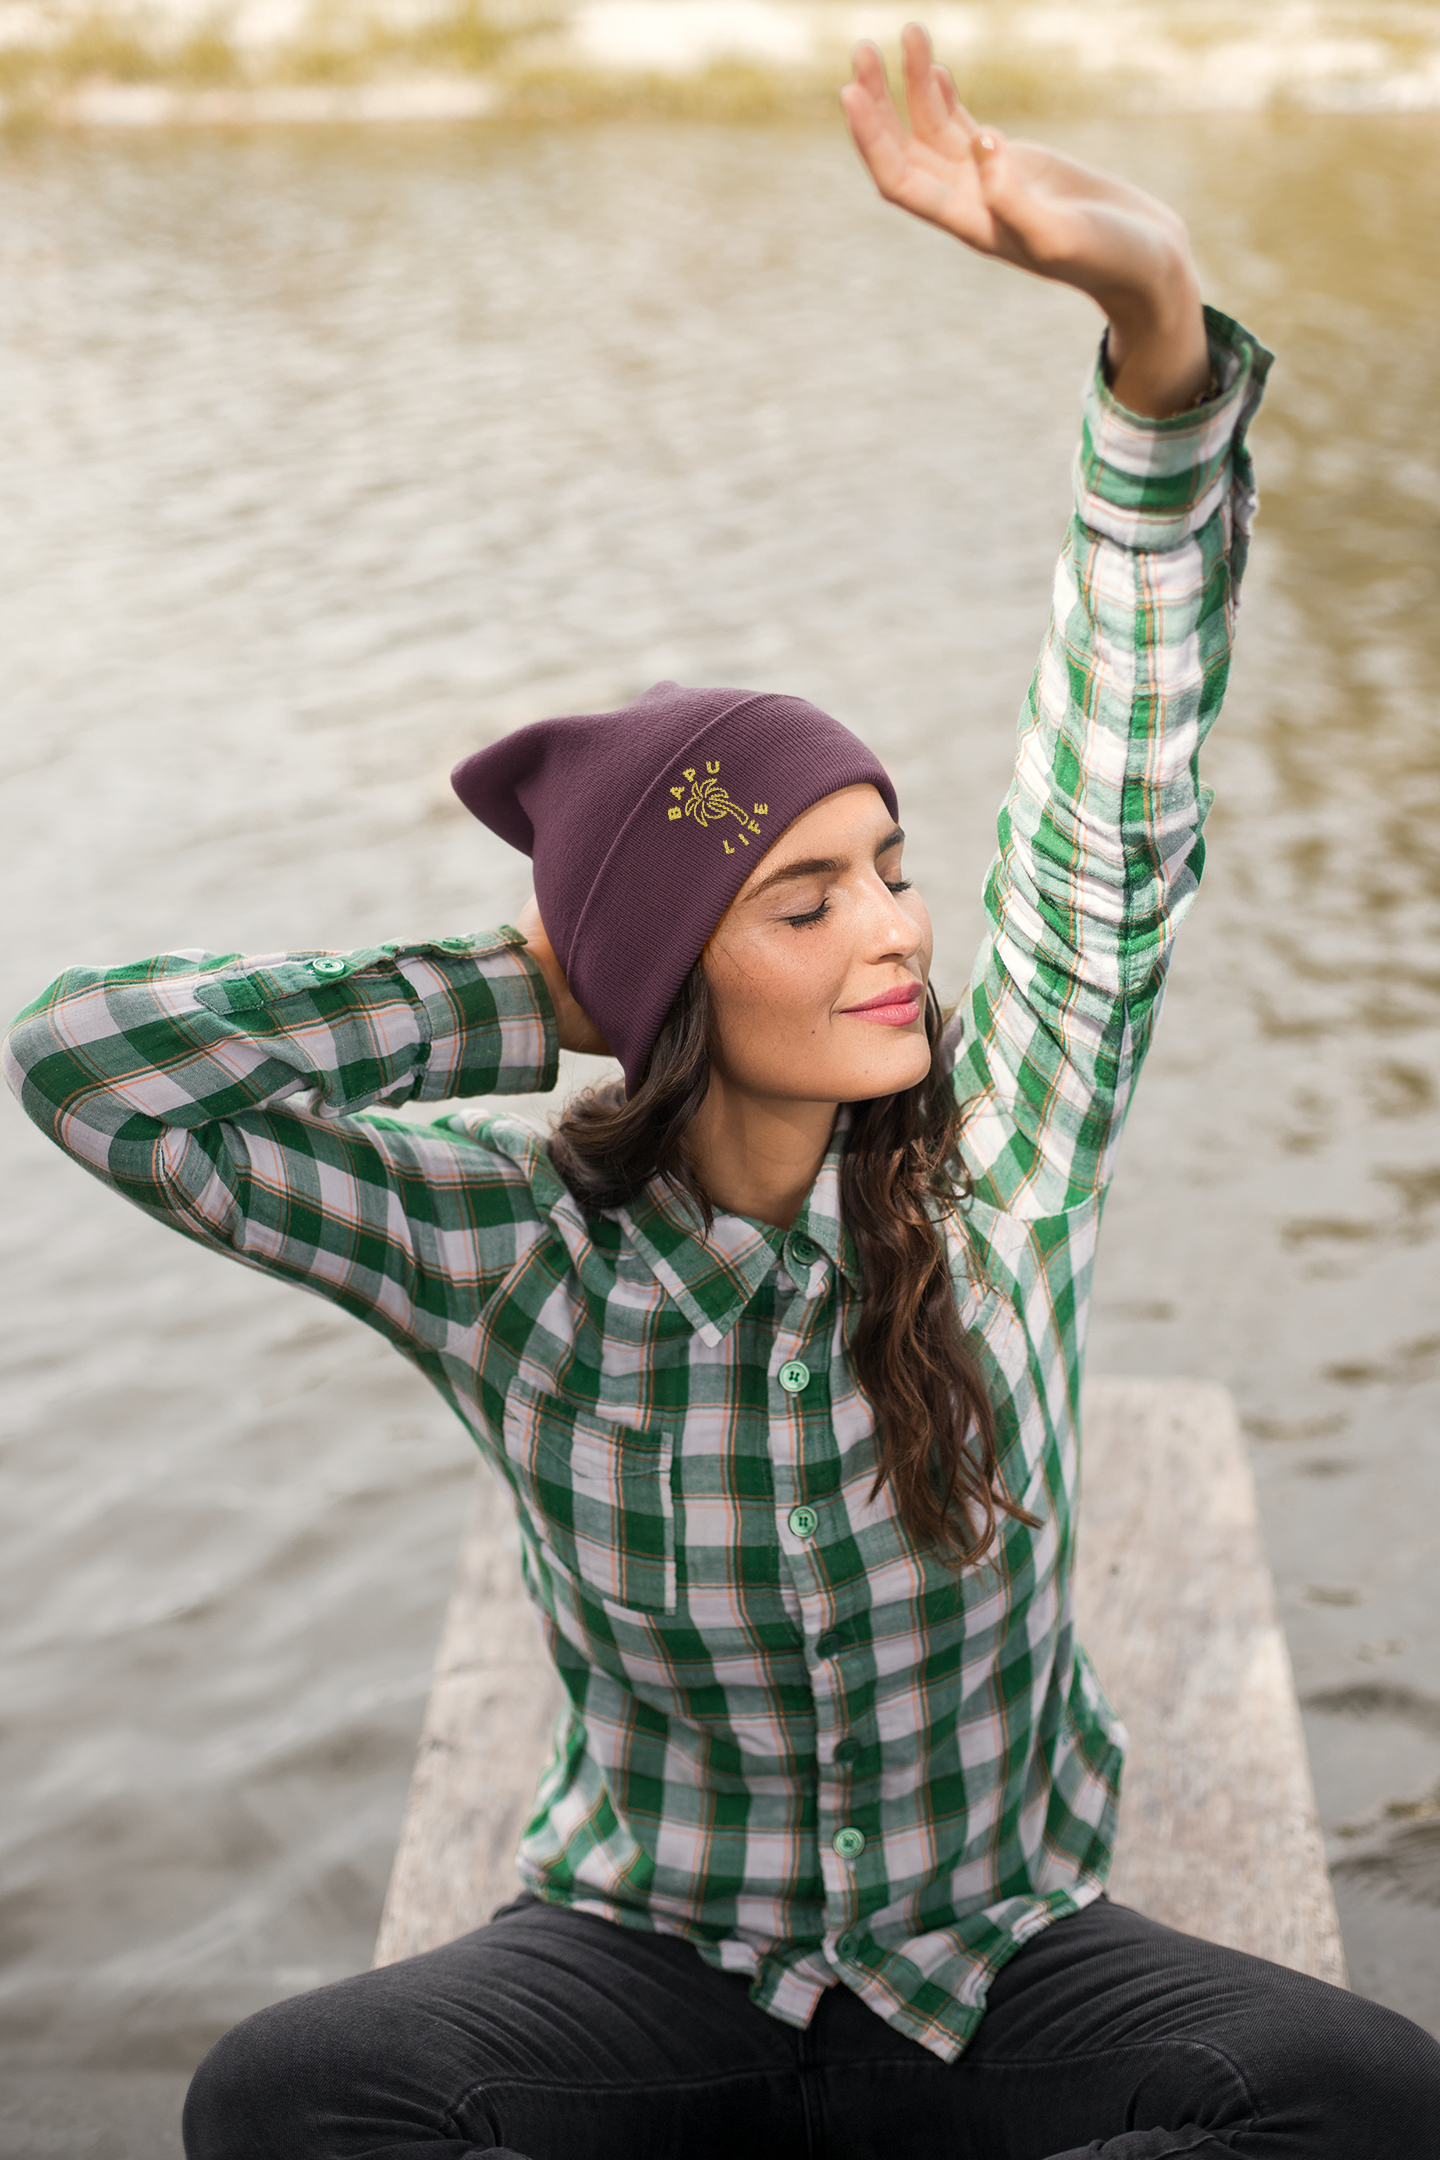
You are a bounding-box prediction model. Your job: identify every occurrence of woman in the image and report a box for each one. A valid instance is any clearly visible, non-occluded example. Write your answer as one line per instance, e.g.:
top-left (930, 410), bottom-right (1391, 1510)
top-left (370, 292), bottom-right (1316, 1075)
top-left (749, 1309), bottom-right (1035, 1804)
top-left (7, 27), bottom-right (1439, 2159)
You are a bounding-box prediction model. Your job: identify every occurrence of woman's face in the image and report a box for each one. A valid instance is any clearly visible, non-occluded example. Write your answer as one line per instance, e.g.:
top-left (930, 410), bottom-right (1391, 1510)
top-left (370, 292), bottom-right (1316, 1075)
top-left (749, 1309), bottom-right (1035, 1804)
top-left (702, 783), bottom-right (934, 1105)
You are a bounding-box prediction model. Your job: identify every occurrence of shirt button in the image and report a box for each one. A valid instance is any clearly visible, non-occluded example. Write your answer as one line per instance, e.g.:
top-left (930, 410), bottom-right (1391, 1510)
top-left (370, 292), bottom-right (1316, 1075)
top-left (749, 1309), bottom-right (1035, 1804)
top-left (832, 1826), bottom-right (866, 1860)
top-left (836, 1930), bottom-right (857, 1959)
top-left (439, 936), bottom-right (472, 952)
top-left (791, 1235), bottom-right (819, 1263)
top-left (834, 1737), bottom-right (862, 1765)
top-left (310, 956), bottom-right (348, 977)
top-left (778, 1360), bottom-right (810, 1394)
top-left (787, 1504), bottom-right (818, 1539)
top-left (815, 1627), bottom-right (847, 1659)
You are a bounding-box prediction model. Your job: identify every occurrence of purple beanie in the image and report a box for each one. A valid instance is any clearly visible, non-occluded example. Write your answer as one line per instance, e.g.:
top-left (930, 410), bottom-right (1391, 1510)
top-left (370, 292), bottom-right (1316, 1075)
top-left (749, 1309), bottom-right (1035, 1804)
top-left (451, 681), bottom-right (897, 1093)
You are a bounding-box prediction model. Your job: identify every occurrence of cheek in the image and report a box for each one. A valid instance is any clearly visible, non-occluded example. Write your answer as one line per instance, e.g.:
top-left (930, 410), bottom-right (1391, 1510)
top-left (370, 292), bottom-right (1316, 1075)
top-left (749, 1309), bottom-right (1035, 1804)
top-left (705, 935), bottom-right (841, 1046)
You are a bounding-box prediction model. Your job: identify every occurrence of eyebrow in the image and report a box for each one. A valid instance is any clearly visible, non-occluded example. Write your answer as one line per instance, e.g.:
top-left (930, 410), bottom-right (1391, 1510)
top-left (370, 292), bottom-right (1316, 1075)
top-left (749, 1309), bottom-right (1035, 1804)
top-left (747, 827), bottom-right (905, 903)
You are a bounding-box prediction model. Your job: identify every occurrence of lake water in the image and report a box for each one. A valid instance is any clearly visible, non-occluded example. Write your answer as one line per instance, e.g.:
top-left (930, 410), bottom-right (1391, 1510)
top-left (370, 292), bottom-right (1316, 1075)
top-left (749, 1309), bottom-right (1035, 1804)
top-left (2, 111), bottom-right (1438, 2152)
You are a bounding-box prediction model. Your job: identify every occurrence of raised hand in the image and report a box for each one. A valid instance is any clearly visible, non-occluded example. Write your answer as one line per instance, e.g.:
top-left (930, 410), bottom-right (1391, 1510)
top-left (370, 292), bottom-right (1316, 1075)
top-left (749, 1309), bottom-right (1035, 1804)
top-left (841, 24), bottom-right (1211, 417)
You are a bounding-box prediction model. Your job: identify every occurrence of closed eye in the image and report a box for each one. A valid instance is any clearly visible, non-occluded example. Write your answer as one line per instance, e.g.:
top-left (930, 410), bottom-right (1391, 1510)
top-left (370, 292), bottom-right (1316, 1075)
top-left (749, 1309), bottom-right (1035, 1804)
top-left (784, 897), bottom-right (831, 929)
top-left (786, 875), bottom-right (909, 927)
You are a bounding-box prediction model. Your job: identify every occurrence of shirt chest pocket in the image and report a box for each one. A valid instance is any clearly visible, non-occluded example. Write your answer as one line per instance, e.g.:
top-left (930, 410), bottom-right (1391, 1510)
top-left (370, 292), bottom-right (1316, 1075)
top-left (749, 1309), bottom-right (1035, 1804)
top-left (501, 1379), bottom-right (677, 1616)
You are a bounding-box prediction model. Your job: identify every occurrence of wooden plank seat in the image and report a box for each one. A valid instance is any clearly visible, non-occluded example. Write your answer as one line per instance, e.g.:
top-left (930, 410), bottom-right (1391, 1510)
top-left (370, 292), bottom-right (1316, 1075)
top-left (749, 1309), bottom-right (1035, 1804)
top-left (374, 1376), bottom-right (1346, 1987)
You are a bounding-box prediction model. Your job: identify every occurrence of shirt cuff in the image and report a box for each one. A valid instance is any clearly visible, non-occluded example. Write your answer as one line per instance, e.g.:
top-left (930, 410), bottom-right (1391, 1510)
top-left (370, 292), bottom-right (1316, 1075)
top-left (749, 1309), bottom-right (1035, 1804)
top-left (1073, 305), bottom-right (1274, 555)
top-left (398, 927), bottom-right (560, 1101)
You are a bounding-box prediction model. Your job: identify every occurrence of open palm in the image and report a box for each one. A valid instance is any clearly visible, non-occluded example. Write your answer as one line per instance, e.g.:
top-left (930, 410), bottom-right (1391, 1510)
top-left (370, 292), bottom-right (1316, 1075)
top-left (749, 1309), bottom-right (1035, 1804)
top-left (842, 26), bottom-right (1210, 415)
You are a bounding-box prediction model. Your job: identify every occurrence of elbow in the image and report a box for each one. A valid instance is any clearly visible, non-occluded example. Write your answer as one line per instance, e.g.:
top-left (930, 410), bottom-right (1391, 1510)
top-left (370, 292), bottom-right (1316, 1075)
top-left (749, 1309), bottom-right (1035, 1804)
top-left (3, 969), bottom-right (130, 1169)
top-left (3, 987), bottom-right (68, 1139)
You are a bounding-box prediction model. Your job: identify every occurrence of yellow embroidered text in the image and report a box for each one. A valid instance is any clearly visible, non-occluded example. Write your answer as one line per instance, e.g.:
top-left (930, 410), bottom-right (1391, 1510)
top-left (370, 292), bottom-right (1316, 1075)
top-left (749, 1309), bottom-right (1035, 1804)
top-left (665, 762), bottom-right (770, 853)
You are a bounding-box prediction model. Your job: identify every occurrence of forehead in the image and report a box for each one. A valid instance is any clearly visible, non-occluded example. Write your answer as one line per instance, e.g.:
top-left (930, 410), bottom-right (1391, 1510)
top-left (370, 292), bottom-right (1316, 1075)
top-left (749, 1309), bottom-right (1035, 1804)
top-left (734, 783), bottom-right (899, 899)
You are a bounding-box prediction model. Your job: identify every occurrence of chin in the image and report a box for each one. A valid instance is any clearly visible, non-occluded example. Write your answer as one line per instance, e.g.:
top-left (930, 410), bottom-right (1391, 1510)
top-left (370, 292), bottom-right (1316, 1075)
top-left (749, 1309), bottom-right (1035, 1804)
top-left (840, 1040), bottom-right (933, 1103)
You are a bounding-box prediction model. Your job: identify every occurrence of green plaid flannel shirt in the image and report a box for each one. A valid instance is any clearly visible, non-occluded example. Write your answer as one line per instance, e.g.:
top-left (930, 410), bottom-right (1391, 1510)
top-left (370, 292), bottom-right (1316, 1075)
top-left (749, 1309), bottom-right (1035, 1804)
top-left (5, 308), bottom-right (1270, 2061)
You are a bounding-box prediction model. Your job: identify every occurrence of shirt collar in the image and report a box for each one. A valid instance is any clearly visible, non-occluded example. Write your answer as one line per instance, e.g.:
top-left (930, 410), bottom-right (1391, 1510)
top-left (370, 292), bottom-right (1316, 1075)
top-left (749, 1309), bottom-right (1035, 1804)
top-left (616, 1109), bottom-right (861, 1345)
top-left (782, 1106), bottom-right (862, 1291)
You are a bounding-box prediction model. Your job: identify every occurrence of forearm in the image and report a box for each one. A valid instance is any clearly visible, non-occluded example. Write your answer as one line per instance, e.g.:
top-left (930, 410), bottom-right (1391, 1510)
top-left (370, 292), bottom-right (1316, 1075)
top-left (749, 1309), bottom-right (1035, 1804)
top-left (4, 927), bottom-right (559, 1193)
top-left (5, 929), bottom-right (559, 1341)
top-left (965, 126), bottom-right (1212, 421)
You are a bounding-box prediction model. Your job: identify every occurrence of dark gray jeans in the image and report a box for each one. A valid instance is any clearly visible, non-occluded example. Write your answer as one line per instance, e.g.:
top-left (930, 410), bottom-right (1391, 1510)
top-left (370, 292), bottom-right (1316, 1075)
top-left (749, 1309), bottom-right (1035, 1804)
top-left (183, 1894), bottom-right (1440, 2158)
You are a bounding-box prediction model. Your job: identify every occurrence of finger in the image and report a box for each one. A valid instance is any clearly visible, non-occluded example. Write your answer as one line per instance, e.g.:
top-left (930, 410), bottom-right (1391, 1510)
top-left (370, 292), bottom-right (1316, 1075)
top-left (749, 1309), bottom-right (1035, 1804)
top-left (850, 36), bottom-right (888, 97)
top-left (851, 133), bottom-right (996, 240)
top-left (899, 20), bottom-right (939, 131)
top-left (900, 18), bottom-right (934, 83)
top-left (970, 123), bottom-right (1013, 195)
top-left (842, 90), bottom-right (920, 203)
top-left (849, 35), bottom-right (903, 128)
top-left (934, 64), bottom-right (978, 138)
top-left (903, 26), bottom-right (976, 162)
top-left (967, 129), bottom-right (1033, 250)
top-left (842, 40), bottom-right (909, 149)
top-left (841, 54), bottom-right (914, 186)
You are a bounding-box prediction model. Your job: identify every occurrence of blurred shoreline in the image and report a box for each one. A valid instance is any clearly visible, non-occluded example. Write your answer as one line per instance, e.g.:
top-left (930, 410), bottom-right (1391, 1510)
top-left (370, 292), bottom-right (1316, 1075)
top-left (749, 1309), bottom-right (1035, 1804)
top-left (4, 0), bottom-right (1440, 127)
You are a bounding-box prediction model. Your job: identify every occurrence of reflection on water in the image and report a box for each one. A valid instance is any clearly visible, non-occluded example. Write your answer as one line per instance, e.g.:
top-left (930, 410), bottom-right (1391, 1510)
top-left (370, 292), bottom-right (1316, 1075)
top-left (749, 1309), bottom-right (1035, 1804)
top-left (1, 112), bottom-right (1438, 2145)
top-left (1098, 114), bottom-right (1440, 2018)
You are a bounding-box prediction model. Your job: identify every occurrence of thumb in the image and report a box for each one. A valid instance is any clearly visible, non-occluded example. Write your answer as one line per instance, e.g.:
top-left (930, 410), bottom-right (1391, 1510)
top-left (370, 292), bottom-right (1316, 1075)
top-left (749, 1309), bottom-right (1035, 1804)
top-left (969, 126), bottom-right (1016, 205)
top-left (967, 128), bottom-right (1068, 271)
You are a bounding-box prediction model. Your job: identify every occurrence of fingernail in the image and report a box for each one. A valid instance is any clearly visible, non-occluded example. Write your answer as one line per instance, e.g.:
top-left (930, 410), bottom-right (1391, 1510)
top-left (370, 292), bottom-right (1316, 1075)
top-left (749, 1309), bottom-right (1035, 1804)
top-left (975, 132), bottom-right (997, 156)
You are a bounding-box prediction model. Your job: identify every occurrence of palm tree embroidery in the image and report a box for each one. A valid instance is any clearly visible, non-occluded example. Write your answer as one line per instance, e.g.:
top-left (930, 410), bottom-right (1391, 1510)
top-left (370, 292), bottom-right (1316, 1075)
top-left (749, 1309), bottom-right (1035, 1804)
top-left (684, 776), bottom-right (750, 828)
top-left (666, 764), bottom-right (768, 849)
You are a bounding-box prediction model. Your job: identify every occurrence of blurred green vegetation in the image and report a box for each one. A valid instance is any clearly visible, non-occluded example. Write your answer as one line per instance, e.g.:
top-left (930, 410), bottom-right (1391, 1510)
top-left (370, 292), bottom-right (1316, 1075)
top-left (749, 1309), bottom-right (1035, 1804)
top-left (276, 0), bottom-right (518, 84)
top-left (496, 56), bottom-right (1116, 125)
top-left (1, 0), bottom-right (1436, 123)
top-left (0, 0), bottom-right (533, 107)
top-left (0, 6), bottom-right (1063, 123)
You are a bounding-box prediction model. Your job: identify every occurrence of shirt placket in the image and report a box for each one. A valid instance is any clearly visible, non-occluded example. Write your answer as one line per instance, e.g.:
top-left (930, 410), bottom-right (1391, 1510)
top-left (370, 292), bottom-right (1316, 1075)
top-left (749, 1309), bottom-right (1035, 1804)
top-left (766, 1231), bottom-right (872, 1955)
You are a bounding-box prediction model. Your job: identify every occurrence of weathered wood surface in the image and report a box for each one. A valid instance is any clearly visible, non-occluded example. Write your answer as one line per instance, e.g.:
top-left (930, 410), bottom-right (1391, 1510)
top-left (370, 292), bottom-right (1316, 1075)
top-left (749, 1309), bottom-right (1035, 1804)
top-left (376, 1376), bottom-right (1346, 1984)
top-left (1074, 1377), bottom-right (1345, 1983)
top-left (373, 1468), bottom-right (564, 1969)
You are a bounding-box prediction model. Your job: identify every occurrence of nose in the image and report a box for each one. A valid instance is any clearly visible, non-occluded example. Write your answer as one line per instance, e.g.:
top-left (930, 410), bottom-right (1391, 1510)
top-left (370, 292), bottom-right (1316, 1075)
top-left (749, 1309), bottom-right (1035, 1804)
top-left (865, 873), bottom-right (925, 963)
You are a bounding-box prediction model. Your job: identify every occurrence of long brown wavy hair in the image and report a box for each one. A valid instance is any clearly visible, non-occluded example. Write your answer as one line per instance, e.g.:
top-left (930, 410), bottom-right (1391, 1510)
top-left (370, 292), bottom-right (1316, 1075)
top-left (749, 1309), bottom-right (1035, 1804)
top-left (548, 963), bottom-right (1036, 1564)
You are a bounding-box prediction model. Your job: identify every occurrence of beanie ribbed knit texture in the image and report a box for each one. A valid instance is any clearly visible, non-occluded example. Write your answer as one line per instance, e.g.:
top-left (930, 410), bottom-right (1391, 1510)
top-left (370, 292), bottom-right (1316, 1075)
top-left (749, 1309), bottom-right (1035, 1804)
top-left (451, 681), bottom-right (897, 1093)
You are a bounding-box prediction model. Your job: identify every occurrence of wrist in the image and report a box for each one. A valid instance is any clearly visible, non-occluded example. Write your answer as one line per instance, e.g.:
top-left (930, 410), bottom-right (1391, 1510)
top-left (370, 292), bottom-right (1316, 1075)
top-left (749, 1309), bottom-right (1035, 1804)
top-left (1101, 256), bottom-right (1209, 418)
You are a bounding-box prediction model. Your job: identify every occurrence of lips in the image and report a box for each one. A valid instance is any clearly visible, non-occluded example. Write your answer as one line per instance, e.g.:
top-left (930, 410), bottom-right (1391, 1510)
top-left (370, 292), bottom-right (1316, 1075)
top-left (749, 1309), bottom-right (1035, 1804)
top-left (840, 980), bottom-right (924, 1025)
